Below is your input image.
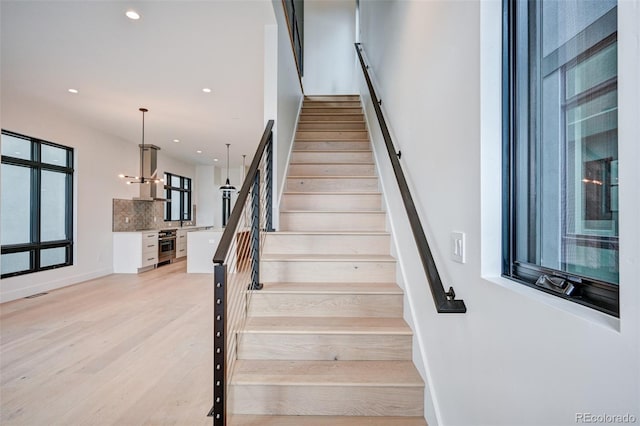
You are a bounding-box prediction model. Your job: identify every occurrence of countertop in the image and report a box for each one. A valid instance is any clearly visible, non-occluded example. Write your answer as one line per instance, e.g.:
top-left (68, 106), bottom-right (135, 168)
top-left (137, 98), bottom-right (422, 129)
top-left (113, 226), bottom-right (215, 233)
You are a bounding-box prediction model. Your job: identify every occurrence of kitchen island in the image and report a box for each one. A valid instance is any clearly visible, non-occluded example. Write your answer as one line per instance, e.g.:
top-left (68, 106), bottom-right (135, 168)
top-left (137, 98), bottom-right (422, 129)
top-left (186, 228), bottom-right (224, 273)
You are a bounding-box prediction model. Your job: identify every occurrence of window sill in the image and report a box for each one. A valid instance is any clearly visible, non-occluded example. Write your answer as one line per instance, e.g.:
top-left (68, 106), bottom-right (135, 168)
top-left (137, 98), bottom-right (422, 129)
top-left (482, 274), bottom-right (621, 332)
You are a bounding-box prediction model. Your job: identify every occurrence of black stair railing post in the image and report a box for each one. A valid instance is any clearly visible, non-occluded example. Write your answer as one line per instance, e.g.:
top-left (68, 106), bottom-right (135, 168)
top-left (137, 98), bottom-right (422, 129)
top-left (250, 170), bottom-right (263, 290)
top-left (265, 131), bottom-right (275, 232)
top-left (210, 263), bottom-right (226, 425)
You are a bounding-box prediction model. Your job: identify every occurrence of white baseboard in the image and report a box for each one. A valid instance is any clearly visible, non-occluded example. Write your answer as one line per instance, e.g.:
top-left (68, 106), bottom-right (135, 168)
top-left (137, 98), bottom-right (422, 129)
top-left (0, 268), bottom-right (113, 303)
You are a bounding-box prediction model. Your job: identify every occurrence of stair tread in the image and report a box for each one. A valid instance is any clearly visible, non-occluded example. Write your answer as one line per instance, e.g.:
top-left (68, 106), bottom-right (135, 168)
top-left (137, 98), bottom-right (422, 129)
top-left (287, 175), bottom-right (376, 179)
top-left (289, 161), bottom-right (374, 164)
top-left (281, 210), bottom-right (385, 213)
top-left (260, 282), bottom-right (401, 294)
top-left (241, 317), bottom-right (410, 334)
top-left (269, 231), bottom-right (388, 235)
top-left (298, 120), bottom-right (366, 123)
top-left (292, 150), bottom-right (371, 153)
top-left (262, 253), bottom-right (395, 262)
top-left (232, 360), bottom-right (423, 386)
top-left (283, 191), bottom-right (381, 195)
top-left (228, 415), bottom-right (427, 425)
top-left (295, 139), bottom-right (371, 142)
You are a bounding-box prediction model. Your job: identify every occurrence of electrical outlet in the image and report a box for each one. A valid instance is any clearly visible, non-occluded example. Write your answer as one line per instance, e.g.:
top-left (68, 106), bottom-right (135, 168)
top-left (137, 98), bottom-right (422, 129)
top-left (451, 232), bottom-right (465, 264)
top-left (125, 217), bottom-right (129, 223)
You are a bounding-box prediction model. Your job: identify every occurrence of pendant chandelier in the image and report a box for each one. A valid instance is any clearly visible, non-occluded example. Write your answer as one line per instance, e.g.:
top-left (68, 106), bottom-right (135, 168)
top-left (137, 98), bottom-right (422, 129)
top-left (118, 107), bottom-right (163, 185)
top-left (219, 143), bottom-right (236, 192)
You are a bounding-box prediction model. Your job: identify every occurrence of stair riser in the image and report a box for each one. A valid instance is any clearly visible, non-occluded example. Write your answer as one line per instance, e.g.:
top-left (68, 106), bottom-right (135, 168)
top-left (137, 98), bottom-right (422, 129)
top-left (297, 122), bottom-right (366, 131)
top-left (291, 151), bottom-right (373, 164)
top-left (281, 194), bottom-right (382, 211)
top-left (288, 164), bottom-right (375, 177)
top-left (264, 233), bottom-right (389, 255)
top-left (294, 141), bottom-right (370, 151)
top-left (301, 108), bottom-right (363, 115)
top-left (305, 95), bottom-right (360, 102)
top-left (296, 131), bottom-right (368, 141)
top-left (300, 114), bottom-right (364, 122)
top-left (303, 101), bottom-right (362, 108)
top-left (248, 293), bottom-right (403, 317)
top-left (279, 212), bottom-right (386, 232)
top-left (229, 385), bottom-right (423, 416)
top-left (237, 334), bottom-right (411, 361)
top-left (286, 178), bottom-right (378, 193)
top-left (261, 260), bottom-right (395, 283)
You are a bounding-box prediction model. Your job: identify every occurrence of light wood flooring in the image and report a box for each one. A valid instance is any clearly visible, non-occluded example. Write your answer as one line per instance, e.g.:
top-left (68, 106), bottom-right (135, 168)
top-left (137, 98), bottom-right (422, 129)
top-left (0, 262), bottom-right (213, 426)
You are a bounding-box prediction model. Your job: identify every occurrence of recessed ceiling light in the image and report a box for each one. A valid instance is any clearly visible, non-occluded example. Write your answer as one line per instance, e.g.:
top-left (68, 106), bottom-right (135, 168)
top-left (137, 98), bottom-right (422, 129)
top-left (68, 88), bottom-right (79, 94)
top-left (173, 139), bottom-right (180, 143)
top-left (126, 10), bottom-right (140, 20)
top-left (196, 150), bottom-right (203, 154)
top-left (213, 158), bottom-right (219, 162)
top-left (202, 88), bottom-right (212, 93)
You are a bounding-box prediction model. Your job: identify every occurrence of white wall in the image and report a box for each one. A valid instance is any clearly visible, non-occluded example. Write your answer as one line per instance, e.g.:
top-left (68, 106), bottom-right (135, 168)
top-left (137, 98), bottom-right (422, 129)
top-left (195, 165), bottom-right (215, 227)
top-left (358, 1), bottom-right (640, 425)
top-left (0, 97), bottom-right (195, 302)
top-left (271, 0), bottom-right (304, 229)
top-left (303, 0), bottom-right (357, 95)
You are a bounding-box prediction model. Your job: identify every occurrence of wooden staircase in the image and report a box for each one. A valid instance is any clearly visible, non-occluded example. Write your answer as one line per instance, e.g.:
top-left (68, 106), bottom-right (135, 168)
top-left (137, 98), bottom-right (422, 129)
top-left (228, 95), bottom-right (427, 425)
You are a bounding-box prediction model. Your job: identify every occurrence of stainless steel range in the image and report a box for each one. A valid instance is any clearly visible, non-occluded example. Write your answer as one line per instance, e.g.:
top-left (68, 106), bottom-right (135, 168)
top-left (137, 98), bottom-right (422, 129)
top-left (158, 229), bottom-right (176, 264)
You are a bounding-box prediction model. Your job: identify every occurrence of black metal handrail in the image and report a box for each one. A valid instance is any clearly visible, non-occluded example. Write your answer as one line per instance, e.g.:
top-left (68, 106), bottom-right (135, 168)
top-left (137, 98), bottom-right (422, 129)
top-left (354, 43), bottom-right (466, 314)
top-left (209, 119), bottom-right (274, 425)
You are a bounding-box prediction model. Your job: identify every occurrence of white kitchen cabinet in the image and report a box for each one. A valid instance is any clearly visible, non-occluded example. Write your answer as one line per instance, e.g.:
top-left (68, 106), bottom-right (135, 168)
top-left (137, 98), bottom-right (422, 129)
top-left (176, 229), bottom-right (188, 259)
top-left (113, 231), bottom-right (159, 273)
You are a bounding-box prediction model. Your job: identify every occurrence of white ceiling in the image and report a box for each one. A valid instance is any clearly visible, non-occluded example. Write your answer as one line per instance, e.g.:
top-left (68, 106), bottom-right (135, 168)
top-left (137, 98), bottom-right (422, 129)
top-left (1, 0), bottom-right (276, 167)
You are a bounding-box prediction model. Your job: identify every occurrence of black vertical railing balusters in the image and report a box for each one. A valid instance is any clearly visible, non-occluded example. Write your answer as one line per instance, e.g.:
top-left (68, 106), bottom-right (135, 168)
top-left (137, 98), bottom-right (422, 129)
top-left (265, 135), bottom-right (274, 232)
top-left (211, 120), bottom-right (274, 424)
top-left (250, 170), bottom-right (262, 290)
top-left (210, 263), bottom-right (227, 425)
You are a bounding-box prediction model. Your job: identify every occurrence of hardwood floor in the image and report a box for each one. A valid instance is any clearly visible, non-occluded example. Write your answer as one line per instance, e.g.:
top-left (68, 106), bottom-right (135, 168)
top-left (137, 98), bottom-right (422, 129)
top-left (0, 262), bottom-right (213, 425)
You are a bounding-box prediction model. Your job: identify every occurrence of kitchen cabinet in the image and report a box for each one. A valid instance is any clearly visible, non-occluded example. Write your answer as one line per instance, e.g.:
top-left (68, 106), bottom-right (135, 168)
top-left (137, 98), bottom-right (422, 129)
top-left (176, 229), bottom-right (188, 259)
top-left (113, 231), bottom-right (159, 273)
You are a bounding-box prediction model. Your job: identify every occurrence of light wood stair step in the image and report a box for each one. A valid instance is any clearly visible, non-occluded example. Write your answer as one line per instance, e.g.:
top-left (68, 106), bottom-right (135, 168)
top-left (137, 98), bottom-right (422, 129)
top-left (279, 210), bottom-right (386, 231)
top-left (294, 140), bottom-right (371, 151)
top-left (261, 254), bottom-right (396, 283)
top-left (250, 282), bottom-right (403, 318)
top-left (296, 130), bottom-right (369, 141)
top-left (264, 231), bottom-right (389, 255)
top-left (301, 107), bottom-right (363, 115)
top-left (299, 114), bottom-right (364, 122)
top-left (227, 415), bottom-right (427, 426)
top-left (237, 317), bottom-right (412, 361)
top-left (303, 101), bottom-right (362, 108)
top-left (229, 360), bottom-right (424, 416)
top-left (304, 95), bottom-right (360, 102)
top-left (281, 192), bottom-right (382, 211)
top-left (291, 150), bottom-right (373, 164)
top-left (286, 176), bottom-right (378, 193)
top-left (288, 163), bottom-right (376, 177)
top-left (298, 121), bottom-right (366, 131)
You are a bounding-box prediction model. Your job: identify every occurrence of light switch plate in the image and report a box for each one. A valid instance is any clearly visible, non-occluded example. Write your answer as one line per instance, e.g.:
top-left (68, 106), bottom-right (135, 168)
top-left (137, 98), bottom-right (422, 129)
top-left (451, 232), bottom-right (465, 264)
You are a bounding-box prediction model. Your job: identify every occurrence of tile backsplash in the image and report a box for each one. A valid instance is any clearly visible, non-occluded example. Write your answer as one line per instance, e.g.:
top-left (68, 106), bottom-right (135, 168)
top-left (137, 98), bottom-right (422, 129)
top-left (112, 199), bottom-right (196, 231)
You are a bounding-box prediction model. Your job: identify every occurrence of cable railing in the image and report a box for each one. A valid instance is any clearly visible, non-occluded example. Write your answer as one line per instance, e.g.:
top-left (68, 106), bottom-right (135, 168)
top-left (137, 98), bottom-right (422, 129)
top-left (354, 43), bottom-right (466, 314)
top-left (208, 120), bottom-right (274, 424)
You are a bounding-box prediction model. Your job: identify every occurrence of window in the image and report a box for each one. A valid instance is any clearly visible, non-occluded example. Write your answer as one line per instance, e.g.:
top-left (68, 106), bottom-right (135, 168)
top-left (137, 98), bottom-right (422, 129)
top-left (164, 172), bottom-right (192, 221)
top-left (1, 130), bottom-right (74, 278)
top-left (503, 0), bottom-right (618, 316)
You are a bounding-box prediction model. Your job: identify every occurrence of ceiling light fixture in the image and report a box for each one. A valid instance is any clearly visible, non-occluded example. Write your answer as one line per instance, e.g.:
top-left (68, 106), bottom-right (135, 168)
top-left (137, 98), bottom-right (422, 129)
top-left (68, 88), bottom-right (79, 94)
top-left (126, 10), bottom-right (140, 20)
top-left (118, 108), bottom-right (163, 185)
top-left (196, 150), bottom-right (203, 154)
top-left (173, 139), bottom-right (180, 143)
top-left (213, 158), bottom-right (219, 162)
top-left (202, 88), bottom-right (212, 93)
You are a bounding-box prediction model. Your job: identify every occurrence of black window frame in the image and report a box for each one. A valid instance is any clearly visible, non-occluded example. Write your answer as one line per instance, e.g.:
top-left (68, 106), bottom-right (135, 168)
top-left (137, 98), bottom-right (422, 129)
top-left (164, 172), bottom-right (192, 222)
top-left (502, 0), bottom-right (619, 317)
top-left (1, 130), bottom-right (74, 279)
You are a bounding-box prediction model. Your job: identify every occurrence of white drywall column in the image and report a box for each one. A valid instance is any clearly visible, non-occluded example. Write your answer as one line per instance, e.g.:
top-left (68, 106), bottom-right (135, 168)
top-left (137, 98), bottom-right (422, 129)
top-left (304, 0), bottom-right (357, 95)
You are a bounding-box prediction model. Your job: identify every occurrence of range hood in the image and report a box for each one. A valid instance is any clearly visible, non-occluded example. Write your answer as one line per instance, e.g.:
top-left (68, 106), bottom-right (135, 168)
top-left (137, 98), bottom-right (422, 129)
top-left (133, 144), bottom-right (166, 201)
